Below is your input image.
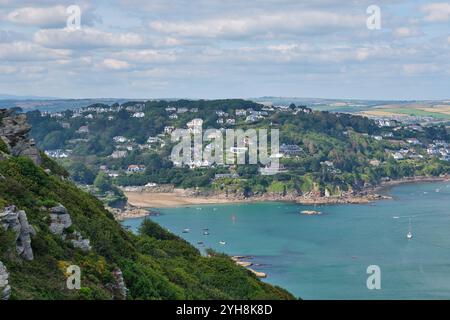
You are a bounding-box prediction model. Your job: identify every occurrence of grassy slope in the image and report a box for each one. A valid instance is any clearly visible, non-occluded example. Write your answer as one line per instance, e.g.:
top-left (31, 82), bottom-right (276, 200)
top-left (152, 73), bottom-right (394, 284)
top-left (0, 156), bottom-right (294, 300)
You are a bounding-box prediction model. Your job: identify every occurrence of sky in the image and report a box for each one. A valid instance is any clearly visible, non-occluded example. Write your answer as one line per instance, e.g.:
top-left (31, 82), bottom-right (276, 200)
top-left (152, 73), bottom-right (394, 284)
top-left (0, 0), bottom-right (450, 100)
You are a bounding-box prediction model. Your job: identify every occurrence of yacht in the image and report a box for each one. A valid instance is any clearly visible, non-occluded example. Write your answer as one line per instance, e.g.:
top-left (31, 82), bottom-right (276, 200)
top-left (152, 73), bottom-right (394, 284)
top-left (406, 218), bottom-right (413, 240)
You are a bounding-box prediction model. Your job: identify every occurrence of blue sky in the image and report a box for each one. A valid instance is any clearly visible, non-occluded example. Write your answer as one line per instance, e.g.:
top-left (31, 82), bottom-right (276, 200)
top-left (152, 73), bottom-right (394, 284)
top-left (0, 0), bottom-right (450, 100)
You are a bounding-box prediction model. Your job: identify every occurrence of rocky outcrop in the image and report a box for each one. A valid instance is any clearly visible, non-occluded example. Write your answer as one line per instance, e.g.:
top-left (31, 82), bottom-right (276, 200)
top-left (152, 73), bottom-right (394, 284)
top-left (0, 109), bottom-right (41, 165)
top-left (49, 205), bottom-right (73, 236)
top-left (0, 261), bottom-right (11, 300)
top-left (69, 231), bottom-right (92, 253)
top-left (0, 206), bottom-right (35, 261)
top-left (49, 204), bottom-right (91, 253)
top-left (111, 268), bottom-right (128, 300)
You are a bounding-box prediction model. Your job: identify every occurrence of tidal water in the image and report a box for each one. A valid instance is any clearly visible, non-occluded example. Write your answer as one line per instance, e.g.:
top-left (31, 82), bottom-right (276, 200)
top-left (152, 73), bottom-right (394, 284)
top-left (122, 181), bottom-right (450, 299)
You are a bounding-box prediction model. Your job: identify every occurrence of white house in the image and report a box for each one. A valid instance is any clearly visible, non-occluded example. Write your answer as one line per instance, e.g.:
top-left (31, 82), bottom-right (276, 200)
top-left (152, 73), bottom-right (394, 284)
top-left (127, 165), bottom-right (145, 173)
top-left (147, 137), bottom-right (161, 144)
top-left (392, 152), bottom-right (404, 160)
top-left (110, 151), bottom-right (127, 159)
top-left (77, 126), bottom-right (89, 134)
top-left (164, 126), bottom-right (175, 134)
top-left (132, 112), bottom-right (145, 118)
top-left (236, 109), bottom-right (247, 116)
top-left (113, 136), bottom-right (128, 143)
top-left (407, 138), bottom-right (421, 145)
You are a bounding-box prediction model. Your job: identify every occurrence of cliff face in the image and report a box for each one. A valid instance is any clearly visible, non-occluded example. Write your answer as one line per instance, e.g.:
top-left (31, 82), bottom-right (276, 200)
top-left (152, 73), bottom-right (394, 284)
top-left (0, 109), bottom-right (41, 165)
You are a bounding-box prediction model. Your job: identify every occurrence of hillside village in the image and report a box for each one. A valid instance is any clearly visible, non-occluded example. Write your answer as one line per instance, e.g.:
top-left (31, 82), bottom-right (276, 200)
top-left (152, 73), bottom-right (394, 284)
top-left (24, 99), bottom-right (449, 205)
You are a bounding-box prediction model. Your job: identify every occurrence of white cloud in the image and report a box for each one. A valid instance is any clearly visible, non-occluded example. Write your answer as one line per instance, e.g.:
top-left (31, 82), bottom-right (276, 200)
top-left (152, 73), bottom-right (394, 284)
top-left (100, 58), bottom-right (131, 70)
top-left (421, 3), bottom-right (450, 22)
top-left (6, 5), bottom-right (68, 27)
top-left (113, 49), bottom-right (177, 63)
top-left (403, 63), bottom-right (439, 75)
top-left (393, 27), bottom-right (420, 38)
top-left (34, 28), bottom-right (144, 49)
top-left (0, 41), bottom-right (70, 61)
top-left (0, 65), bottom-right (17, 74)
top-left (149, 11), bottom-right (365, 40)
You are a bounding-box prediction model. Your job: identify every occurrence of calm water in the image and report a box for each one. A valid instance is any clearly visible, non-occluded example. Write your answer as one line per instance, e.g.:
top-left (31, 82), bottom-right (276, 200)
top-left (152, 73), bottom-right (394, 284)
top-left (123, 182), bottom-right (450, 299)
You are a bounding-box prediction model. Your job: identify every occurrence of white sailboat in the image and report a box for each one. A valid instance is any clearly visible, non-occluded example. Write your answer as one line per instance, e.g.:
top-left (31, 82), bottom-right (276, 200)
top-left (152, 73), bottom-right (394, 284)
top-left (406, 218), bottom-right (413, 240)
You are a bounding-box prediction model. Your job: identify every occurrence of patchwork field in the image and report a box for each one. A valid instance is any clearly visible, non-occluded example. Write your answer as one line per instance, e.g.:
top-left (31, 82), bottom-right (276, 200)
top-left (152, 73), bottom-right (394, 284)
top-left (360, 103), bottom-right (450, 120)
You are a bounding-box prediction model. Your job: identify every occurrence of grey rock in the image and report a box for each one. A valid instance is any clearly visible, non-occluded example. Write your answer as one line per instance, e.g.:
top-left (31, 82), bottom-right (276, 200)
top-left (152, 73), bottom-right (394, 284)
top-left (49, 204), bottom-right (72, 236)
top-left (112, 268), bottom-right (128, 300)
top-left (16, 210), bottom-right (35, 261)
top-left (0, 261), bottom-right (11, 300)
top-left (0, 206), bottom-right (35, 261)
top-left (50, 204), bottom-right (69, 215)
top-left (0, 109), bottom-right (41, 165)
top-left (48, 205), bottom-right (91, 253)
top-left (70, 232), bottom-right (91, 253)
top-left (49, 213), bottom-right (72, 235)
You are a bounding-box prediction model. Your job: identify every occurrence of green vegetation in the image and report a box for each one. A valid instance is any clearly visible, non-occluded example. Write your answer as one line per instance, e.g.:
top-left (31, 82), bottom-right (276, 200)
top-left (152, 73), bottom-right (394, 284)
top-left (0, 156), bottom-right (294, 300)
top-left (383, 108), bottom-right (450, 120)
top-left (27, 99), bottom-right (450, 198)
top-left (0, 137), bottom-right (9, 154)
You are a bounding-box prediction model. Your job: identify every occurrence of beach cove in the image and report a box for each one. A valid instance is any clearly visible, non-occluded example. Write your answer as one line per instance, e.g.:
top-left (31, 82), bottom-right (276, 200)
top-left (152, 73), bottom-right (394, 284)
top-left (123, 181), bottom-right (450, 299)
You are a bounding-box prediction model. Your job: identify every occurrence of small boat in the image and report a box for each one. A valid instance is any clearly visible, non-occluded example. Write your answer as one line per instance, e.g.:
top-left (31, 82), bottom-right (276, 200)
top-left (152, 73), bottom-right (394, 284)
top-left (197, 241), bottom-right (204, 245)
top-left (406, 218), bottom-right (413, 240)
top-left (392, 216), bottom-right (400, 219)
top-left (219, 241), bottom-right (226, 245)
top-left (301, 210), bottom-right (322, 215)
top-left (182, 228), bottom-right (190, 233)
top-left (203, 231), bottom-right (210, 236)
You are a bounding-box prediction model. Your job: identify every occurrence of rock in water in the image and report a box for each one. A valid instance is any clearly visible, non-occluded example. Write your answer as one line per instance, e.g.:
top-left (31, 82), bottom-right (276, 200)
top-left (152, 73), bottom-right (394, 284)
top-left (0, 261), bottom-right (11, 300)
top-left (0, 205), bottom-right (35, 261)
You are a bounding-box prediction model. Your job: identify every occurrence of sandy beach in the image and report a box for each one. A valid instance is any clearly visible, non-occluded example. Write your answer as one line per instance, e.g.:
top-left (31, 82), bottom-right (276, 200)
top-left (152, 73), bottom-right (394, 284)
top-left (125, 191), bottom-right (387, 208)
top-left (125, 192), bottom-right (243, 208)
top-left (124, 175), bottom-right (449, 209)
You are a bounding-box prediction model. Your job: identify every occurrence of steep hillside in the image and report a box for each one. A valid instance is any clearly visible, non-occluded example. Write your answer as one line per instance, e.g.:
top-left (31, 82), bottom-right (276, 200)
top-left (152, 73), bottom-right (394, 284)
top-left (0, 109), bottom-right (294, 300)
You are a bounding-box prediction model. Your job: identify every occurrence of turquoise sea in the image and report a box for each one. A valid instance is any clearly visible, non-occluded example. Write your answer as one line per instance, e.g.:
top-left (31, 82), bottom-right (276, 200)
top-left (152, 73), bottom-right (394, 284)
top-left (122, 181), bottom-right (450, 299)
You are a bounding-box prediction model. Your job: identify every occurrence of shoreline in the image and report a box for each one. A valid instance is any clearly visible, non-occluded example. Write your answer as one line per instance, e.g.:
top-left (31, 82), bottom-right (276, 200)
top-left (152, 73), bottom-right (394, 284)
top-left (108, 206), bottom-right (151, 221)
top-left (124, 175), bottom-right (449, 210)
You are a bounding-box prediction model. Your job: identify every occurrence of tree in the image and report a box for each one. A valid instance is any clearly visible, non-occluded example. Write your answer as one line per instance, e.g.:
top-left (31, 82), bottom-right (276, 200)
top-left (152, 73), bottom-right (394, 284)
top-left (70, 163), bottom-right (96, 185)
top-left (94, 171), bottom-right (112, 193)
